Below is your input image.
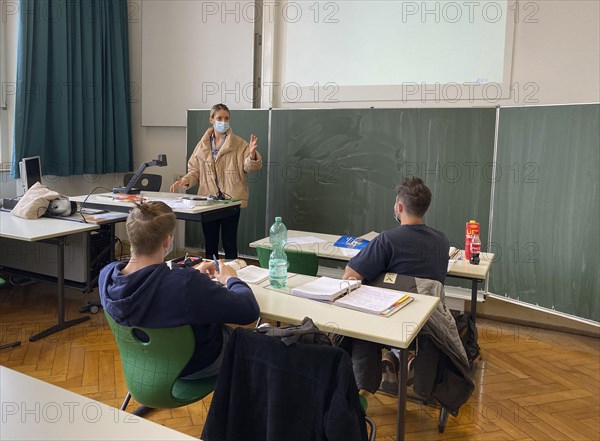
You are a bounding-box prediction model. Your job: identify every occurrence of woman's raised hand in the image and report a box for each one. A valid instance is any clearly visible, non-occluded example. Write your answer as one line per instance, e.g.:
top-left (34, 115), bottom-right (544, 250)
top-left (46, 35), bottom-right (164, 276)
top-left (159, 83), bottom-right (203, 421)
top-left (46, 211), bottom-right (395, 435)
top-left (248, 134), bottom-right (258, 159)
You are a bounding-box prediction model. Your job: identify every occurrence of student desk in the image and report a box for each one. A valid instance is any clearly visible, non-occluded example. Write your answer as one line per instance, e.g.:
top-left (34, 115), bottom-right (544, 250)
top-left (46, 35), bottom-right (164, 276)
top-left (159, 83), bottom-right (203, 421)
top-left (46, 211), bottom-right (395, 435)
top-left (250, 273), bottom-right (440, 441)
top-left (0, 211), bottom-right (123, 342)
top-left (70, 191), bottom-right (241, 222)
top-left (0, 366), bottom-right (197, 440)
top-left (249, 229), bottom-right (494, 323)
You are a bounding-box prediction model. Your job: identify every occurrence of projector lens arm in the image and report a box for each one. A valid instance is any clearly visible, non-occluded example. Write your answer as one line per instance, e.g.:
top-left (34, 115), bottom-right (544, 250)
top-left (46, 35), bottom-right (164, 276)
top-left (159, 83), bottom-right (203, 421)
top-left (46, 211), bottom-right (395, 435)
top-left (114, 154), bottom-right (168, 194)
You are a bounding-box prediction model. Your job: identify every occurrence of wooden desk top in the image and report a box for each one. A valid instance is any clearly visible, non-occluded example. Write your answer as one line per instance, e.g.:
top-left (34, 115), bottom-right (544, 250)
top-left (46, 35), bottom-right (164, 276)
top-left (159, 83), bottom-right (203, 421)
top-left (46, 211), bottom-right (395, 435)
top-left (447, 249), bottom-right (495, 280)
top-left (249, 229), bottom-right (495, 281)
top-left (249, 229), bottom-right (364, 261)
top-left (70, 191), bottom-right (241, 215)
top-left (0, 366), bottom-right (197, 440)
top-left (0, 211), bottom-right (98, 242)
top-left (250, 273), bottom-right (440, 349)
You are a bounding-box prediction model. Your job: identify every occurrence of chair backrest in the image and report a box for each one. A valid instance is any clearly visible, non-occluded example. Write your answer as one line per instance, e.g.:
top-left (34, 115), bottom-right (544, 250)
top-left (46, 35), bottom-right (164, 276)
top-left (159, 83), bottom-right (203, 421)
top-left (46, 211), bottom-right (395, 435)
top-left (256, 246), bottom-right (319, 276)
top-left (202, 327), bottom-right (368, 441)
top-left (124, 173), bottom-right (162, 192)
top-left (104, 313), bottom-right (197, 409)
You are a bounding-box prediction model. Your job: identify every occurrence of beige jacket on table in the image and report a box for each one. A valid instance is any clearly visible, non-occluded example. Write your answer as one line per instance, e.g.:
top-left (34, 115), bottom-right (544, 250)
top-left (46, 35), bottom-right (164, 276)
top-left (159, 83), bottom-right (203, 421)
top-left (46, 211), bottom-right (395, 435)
top-left (182, 128), bottom-right (263, 208)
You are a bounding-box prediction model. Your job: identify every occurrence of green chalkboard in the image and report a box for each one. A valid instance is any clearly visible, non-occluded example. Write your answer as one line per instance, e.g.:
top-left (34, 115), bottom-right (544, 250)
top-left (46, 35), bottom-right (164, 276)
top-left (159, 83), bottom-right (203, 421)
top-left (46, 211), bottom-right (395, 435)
top-left (185, 109), bottom-right (269, 256)
top-left (491, 104), bottom-right (600, 321)
top-left (267, 108), bottom-right (496, 251)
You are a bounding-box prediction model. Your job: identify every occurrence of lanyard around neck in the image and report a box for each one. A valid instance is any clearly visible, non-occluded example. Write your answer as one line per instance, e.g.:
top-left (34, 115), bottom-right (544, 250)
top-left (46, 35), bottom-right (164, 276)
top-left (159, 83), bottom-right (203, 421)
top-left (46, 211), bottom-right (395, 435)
top-left (210, 132), bottom-right (227, 161)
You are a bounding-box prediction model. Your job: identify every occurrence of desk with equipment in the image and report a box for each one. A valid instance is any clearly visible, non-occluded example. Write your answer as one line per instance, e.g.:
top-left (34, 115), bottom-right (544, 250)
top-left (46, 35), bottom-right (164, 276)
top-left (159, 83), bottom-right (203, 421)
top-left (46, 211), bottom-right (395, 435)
top-left (249, 230), bottom-right (494, 323)
top-left (250, 272), bottom-right (439, 441)
top-left (0, 211), bottom-right (102, 341)
top-left (70, 191), bottom-right (241, 223)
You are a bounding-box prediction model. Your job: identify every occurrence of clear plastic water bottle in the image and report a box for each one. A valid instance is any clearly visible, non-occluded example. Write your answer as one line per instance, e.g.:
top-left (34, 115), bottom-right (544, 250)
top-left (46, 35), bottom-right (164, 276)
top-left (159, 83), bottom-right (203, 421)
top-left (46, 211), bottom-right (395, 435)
top-left (268, 216), bottom-right (288, 288)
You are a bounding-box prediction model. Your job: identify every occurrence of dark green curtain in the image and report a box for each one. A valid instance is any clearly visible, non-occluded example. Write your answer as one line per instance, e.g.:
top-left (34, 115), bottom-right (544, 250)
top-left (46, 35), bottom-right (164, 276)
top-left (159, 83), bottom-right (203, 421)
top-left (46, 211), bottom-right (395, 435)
top-left (11, 0), bottom-right (132, 177)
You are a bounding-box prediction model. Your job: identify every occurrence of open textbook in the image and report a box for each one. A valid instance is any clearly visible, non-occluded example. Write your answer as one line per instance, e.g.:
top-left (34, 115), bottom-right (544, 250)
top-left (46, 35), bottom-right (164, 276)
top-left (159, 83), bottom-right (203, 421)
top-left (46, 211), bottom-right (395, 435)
top-left (290, 277), bottom-right (414, 317)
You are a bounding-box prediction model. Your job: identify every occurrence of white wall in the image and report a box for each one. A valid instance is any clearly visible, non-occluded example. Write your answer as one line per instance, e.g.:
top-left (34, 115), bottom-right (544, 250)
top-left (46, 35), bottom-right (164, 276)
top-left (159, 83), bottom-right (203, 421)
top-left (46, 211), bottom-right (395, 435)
top-left (140, 0), bottom-right (255, 126)
top-left (510, 0), bottom-right (600, 105)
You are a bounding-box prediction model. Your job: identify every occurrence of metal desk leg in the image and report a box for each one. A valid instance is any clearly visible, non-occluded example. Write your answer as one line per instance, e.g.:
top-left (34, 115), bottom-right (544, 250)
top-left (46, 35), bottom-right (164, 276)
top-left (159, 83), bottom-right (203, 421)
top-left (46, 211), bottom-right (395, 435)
top-left (397, 348), bottom-right (408, 441)
top-left (470, 279), bottom-right (479, 323)
top-left (0, 341), bottom-right (21, 350)
top-left (471, 279), bottom-right (479, 323)
top-left (29, 237), bottom-right (89, 342)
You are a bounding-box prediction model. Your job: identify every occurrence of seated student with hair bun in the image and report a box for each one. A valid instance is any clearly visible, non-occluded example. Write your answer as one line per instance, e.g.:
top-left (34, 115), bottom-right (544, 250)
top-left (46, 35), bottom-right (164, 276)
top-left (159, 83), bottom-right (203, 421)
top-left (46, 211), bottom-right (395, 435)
top-left (99, 201), bottom-right (260, 379)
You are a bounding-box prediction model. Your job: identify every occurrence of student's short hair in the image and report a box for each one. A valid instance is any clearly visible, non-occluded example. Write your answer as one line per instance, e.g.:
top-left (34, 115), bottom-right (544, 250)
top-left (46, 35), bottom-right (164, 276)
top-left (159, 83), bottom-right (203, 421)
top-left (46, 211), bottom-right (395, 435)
top-left (395, 177), bottom-right (432, 217)
top-left (210, 103), bottom-right (230, 119)
top-left (126, 201), bottom-right (176, 256)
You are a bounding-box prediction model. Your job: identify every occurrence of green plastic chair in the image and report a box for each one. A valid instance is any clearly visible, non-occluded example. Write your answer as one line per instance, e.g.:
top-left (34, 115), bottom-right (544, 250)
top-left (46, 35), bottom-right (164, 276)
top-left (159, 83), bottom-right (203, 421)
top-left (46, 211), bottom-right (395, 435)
top-left (105, 313), bottom-right (217, 416)
top-left (256, 246), bottom-right (319, 276)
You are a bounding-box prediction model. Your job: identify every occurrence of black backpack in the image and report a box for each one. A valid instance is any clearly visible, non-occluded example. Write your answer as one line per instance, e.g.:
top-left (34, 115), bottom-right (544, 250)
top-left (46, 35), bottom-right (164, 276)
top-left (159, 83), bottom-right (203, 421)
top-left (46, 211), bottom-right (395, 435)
top-left (454, 314), bottom-right (480, 363)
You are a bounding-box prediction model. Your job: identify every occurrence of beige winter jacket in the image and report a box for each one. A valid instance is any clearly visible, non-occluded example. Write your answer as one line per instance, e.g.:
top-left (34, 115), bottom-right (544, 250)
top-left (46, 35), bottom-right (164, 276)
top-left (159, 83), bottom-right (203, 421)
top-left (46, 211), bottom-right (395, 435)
top-left (182, 128), bottom-right (262, 208)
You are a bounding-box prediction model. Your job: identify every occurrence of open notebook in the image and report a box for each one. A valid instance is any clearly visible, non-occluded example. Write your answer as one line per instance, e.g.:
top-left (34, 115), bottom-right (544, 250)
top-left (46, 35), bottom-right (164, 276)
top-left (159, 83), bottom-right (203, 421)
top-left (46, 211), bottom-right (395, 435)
top-left (290, 277), bottom-right (361, 302)
top-left (235, 265), bottom-right (270, 284)
top-left (291, 277), bottom-right (414, 317)
top-left (335, 285), bottom-right (414, 316)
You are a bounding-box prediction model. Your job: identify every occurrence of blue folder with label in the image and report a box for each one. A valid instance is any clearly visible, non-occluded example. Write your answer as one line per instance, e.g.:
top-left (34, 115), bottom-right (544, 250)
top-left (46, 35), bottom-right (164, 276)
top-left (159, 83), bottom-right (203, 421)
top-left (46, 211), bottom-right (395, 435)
top-left (334, 236), bottom-right (370, 250)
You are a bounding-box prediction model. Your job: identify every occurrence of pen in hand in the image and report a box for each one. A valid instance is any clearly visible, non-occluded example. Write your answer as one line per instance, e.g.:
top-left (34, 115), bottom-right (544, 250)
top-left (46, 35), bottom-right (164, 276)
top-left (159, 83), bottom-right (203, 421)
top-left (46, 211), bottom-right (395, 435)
top-left (213, 255), bottom-right (220, 272)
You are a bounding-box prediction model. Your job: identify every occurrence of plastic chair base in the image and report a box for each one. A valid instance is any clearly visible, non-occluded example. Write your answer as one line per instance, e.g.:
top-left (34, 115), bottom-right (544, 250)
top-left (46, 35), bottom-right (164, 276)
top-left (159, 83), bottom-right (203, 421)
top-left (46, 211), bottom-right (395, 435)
top-left (365, 415), bottom-right (377, 441)
top-left (80, 301), bottom-right (101, 314)
top-left (438, 406), bottom-right (449, 432)
top-left (121, 392), bottom-right (154, 418)
top-left (132, 405), bottom-right (154, 417)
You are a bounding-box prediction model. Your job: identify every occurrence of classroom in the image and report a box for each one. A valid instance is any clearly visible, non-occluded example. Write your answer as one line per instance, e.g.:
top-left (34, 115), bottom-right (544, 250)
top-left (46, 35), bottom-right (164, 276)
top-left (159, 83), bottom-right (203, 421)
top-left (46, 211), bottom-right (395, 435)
top-left (0, 1), bottom-right (598, 440)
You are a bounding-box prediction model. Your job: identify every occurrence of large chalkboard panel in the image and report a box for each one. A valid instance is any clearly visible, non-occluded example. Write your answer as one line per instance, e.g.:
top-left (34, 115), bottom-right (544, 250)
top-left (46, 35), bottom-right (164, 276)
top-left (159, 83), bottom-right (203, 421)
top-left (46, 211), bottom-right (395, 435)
top-left (491, 104), bottom-right (600, 321)
top-left (268, 108), bottom-right (496, 249)
top-left (185, 109), bottom-right (269, 256)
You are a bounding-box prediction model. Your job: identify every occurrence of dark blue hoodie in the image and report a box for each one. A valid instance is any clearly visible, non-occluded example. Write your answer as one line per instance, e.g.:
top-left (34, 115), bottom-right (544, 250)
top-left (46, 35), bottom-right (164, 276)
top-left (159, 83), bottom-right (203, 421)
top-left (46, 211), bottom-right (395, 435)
top-left (99, 261), bottom-right (260, 376)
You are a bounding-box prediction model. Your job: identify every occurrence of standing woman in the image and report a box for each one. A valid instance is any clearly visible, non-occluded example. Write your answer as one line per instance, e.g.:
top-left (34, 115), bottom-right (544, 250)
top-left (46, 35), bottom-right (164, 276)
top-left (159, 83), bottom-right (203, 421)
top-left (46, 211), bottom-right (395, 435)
top-left (170, 104), bottom-right (262, 259)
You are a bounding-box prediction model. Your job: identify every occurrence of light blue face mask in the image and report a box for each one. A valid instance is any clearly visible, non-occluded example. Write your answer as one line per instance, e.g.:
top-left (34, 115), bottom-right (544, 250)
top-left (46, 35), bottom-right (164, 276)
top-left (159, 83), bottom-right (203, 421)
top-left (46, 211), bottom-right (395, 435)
top-left (214, 121), bottom-right (230, 133)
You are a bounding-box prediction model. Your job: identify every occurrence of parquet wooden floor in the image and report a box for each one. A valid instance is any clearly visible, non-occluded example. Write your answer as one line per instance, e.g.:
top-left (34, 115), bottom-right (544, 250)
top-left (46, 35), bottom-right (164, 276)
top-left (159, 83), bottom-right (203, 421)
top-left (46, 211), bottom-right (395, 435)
top-left (1, 281), bottom-right (598, 440)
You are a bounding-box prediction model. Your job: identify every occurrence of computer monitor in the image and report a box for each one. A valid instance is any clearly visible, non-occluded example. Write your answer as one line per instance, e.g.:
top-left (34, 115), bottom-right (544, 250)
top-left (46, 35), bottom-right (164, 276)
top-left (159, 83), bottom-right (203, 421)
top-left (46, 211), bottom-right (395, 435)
top-left (19, 156), bottom-right (42, 191)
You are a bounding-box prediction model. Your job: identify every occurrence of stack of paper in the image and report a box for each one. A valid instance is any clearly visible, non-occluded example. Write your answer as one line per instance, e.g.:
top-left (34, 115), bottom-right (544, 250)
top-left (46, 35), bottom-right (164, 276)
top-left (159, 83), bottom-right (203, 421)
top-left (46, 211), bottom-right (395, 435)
top-left (448, 247), bottom-right (461, 271)
top-left (334, 285), bottom-right (414, 317)
top-left (235, 265), bottom-right (270, 284)
top-left (290, 277), bottom-right (361, 302)
top-left (449, 247), bottom-right (460, 259)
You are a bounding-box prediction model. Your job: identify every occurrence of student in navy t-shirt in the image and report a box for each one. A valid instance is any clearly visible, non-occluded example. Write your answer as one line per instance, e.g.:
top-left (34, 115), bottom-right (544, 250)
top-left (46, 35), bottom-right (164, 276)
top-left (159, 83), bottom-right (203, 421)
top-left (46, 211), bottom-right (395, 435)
top-left (341, 177), bottom-right (450, 393)
top-left (344, 177), bottom-right (449, 284)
